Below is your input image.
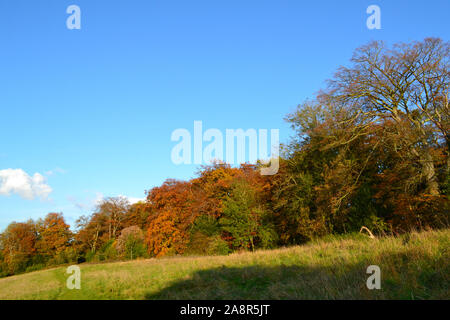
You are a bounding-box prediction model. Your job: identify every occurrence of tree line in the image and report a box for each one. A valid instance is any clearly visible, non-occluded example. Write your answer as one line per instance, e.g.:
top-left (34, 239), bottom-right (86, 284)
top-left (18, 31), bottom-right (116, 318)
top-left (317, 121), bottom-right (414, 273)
top-left (1, 38), bottom-right (448, 277)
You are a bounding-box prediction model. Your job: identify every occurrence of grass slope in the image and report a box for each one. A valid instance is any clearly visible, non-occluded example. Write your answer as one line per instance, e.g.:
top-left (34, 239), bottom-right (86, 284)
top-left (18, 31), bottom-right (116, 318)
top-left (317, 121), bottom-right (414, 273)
top-left (0, 229), bottom-right (449, 300)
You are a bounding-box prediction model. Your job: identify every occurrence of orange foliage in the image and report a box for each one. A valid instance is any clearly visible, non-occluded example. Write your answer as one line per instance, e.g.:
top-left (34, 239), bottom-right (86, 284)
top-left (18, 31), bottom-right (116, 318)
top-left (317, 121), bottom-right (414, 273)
top-left (145, 180), bottom-right (195, 257)
top-left (37, 213), bottom-right (72, 256)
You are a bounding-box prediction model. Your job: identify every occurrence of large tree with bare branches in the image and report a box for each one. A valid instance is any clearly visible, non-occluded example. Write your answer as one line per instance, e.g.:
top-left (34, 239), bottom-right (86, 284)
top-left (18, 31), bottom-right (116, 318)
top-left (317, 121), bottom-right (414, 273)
top-left (281, 38), bottom-right (449, 238)
top-left (323, 38), bottom-right (449, 195)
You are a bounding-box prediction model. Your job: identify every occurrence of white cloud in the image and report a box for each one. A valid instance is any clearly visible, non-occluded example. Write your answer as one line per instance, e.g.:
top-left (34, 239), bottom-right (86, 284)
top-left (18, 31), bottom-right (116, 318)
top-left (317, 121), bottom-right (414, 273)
top-left (93, 192), bottom-right (105, 206)
top-left (97, 194), bottom-right (145, 205)
top-left (0, 168), bottom-right (52, 200)
top-left (44, 167), bottom-right (66, 176)
top-left (68, 192), bottom-right (104, 211)
top-left (68, 192), bottom-right (144, 212)
top-left (121, 195), bottom-right (146, 204)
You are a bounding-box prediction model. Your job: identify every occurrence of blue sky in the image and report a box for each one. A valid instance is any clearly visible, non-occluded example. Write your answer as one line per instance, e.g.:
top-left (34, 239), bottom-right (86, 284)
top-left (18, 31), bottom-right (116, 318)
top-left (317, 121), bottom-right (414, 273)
top-left (0, 0), bottom-right (449, 230)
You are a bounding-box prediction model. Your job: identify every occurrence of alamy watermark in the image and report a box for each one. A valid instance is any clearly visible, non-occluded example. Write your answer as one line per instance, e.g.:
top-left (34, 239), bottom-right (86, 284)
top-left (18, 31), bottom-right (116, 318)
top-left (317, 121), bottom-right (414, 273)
top-left (66, 265), bottom-right (81, 290)
top-left (366, 5), bottom-right (381, 30)
top-left (171, 121), bottom-right (280, 175)
top-left (64, 5), bottom-right (380, 31)
top-left (366, 265), bottom-right (381, 289)
top-left (66, 5), bottom-right (81, 30)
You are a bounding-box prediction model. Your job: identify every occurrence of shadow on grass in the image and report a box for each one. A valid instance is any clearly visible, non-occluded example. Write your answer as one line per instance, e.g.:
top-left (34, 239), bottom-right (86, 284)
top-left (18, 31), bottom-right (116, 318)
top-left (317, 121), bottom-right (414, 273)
top-left (145, 249), bottom-right (449, 300)
top-left (145, 263), bottom-right (374, 300)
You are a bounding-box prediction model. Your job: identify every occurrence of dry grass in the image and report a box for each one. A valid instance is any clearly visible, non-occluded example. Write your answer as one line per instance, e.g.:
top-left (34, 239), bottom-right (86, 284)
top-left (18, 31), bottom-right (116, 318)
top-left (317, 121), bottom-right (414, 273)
top-left (0, 229), bottom-right (448, 299)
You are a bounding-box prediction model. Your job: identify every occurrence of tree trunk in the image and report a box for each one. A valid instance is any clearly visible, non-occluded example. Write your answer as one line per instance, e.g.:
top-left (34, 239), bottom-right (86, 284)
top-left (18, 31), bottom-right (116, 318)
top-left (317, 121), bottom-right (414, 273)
top-left (423, 152), bottom-right (439, 196)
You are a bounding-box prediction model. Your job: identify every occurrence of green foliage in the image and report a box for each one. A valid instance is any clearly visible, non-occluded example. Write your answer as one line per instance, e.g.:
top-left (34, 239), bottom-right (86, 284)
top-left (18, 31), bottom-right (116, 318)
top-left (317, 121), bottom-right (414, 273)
top-left (49, 247), bottom-right (78, 266)
top-left (0, 262), bottom-right (8, 278)
top-left (117, 226), bottom-right (146, 260)
top-left (85, 250), bottom-right (96, 262)
top-left (220, 179), bottom-right (277, 251)
top-left (442, 170), bottom-right (450, 198)
top-left (83, 240), bottom-right (118, 262)
top-left (123, 240), bottom-right (146, 260)
top-left (208, 235), bottom-right (230, 255)
top-left (99, 240), bottom-right (118, 261)
top-left (190, 214), bottom-right (221, 237)
top-left (272, 160), bottom-right (324, 244)
top-left (186, 214), bottom-right (230, 255)
top-left (25, 263), bottom-right (45, 273)
top-left (6, 253), bottom-right (30, 275)
top-left (185, 233), bottom-right (230, 256)
top-left (345, 183), bottom-right (388, 234)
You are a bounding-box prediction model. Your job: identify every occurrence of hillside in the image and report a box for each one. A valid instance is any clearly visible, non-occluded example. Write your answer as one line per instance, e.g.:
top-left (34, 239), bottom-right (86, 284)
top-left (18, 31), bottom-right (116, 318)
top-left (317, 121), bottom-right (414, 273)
top-left (0, 229), bottom-right (448, 300)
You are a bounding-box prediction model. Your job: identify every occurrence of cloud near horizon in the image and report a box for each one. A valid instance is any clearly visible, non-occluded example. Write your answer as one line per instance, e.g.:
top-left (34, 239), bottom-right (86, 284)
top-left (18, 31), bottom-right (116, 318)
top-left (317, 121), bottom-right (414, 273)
top-left (69, 192), bottom-right (145, 212)
top-left (119, 195), bottom-right (146, 205)
top-left (0, 168), bottom-right (52, 200)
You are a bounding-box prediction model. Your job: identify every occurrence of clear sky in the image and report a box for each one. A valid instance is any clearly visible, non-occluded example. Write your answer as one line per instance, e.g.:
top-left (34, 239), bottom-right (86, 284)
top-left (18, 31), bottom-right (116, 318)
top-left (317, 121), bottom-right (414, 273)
top-left (0, 0), bottom-right (449, 230)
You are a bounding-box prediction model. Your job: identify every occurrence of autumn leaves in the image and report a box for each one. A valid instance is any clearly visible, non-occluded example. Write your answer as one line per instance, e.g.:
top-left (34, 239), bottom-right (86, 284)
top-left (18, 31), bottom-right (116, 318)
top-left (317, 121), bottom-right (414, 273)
top-left (1, 38), bottom-right (448, 278)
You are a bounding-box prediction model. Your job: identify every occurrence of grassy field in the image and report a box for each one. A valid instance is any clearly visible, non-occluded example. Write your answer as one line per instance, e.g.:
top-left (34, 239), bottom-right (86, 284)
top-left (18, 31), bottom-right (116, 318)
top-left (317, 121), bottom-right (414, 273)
top-left (0, 229), bottom-right (448, 300)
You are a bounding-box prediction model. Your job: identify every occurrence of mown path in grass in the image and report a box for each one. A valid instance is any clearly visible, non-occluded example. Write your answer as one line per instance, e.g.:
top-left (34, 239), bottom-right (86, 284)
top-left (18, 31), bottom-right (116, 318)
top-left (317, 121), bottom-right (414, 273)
top-left (0, 229), bottom-right (448, 299)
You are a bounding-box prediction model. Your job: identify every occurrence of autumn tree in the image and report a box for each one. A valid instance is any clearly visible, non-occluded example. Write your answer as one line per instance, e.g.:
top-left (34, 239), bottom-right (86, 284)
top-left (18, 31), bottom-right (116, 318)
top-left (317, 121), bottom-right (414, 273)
top-left (282, 38), bottom-right (449, 235)
top-left (190, 162), bottom-right (243, 218)
top-left (97, 196), bottom-right (130, 241)
top-left (325, 38), bottom-right (449, 196)
top-left (0, 220), bottom-right (38, 274)
top-left (122, 201), bottom-right (151, 230)
top-left (145, 179), bottom-right (195, 257)
top-left (37, 213), bottom-right (73, 259)
top-left (116, 226), bottom-right (145, 260)
top-left (186, 163), bottom-right (273, 253)
top-left (74, 212), bottom-right (109, 255)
